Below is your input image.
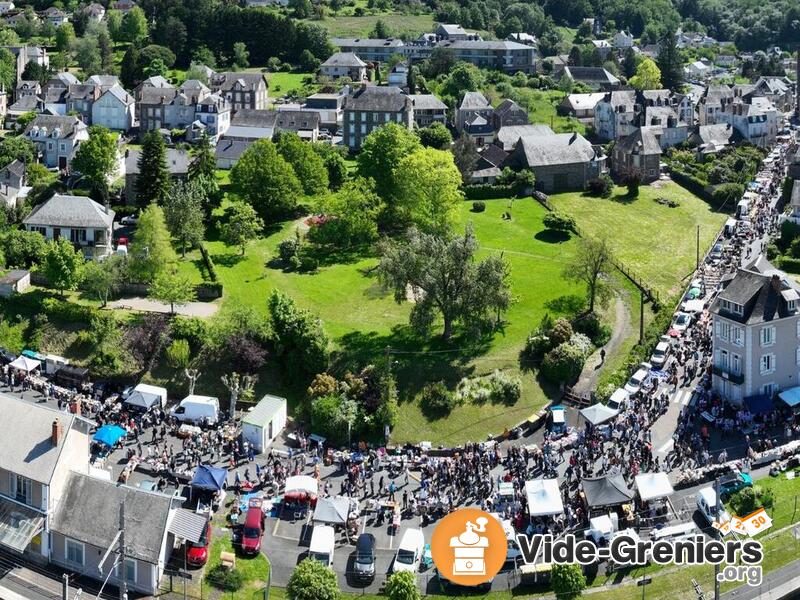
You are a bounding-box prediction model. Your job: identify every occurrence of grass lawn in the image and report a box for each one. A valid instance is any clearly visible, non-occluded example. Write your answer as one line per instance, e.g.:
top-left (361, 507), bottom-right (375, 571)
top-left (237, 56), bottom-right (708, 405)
top-left (487, 87), bottom-right (585, 135)
top-left (549, 181), bottom-right (729, 298)
top-left (313, 13), bottom-right (435, 37)
top-left (204, 535), bottom-right (270, 596)
top-left (267, 71), bottom-right (319, 98)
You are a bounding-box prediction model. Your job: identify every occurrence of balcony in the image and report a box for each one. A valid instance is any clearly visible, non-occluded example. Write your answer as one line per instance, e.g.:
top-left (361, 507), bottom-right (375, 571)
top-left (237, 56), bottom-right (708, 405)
top-left (712, 365), bottom-right (745, 385)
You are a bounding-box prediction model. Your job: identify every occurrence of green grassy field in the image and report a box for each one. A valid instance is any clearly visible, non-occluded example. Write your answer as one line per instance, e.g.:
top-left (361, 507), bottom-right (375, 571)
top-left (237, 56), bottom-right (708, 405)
top-left (313, 13), bottom-right (435, 37)
top-left (549, 182), bottom-right (728, 298)
top-left (267, 72), bottom-right (319, 98)
top-left (487, 87), bottom-right (585, 135)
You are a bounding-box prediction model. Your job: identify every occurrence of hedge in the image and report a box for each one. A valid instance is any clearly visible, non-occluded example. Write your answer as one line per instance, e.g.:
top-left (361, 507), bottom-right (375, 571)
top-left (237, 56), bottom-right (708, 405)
top-left (198, 243), bottom-right (218, 282)
top-left (778, 257), bottom-right (800, 274)
top-left (464, 184), bottom-right (516, 199)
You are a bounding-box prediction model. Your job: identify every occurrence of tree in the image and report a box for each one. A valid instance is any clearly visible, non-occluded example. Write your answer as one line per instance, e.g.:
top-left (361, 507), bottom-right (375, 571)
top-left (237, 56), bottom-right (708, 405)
top-left (378, 226), bottom-right (512, 339)
top-left (424, 47), bottom-right (456, 77)
top-left (286, 558), bottom-right (339, 600)
top-left (0, 48), bottom-right (15, 92)
top-left (129, 204), bottom-right (177, 282)
top-left (190, 134), bottom-right (216, 181)
top-left (542, 212), bottom-right (576, 233)
top-left (440, 62), bottom-right (485, 101)
top-left (417, 122), bottom-right (452, 149)
top-left (310, 177), bottom-right (383, 247)
top-left (149, 269), bottom-right (196, 314)
top-left (656, 28), bottom-right (683, 91)
top-left (81, 255), bottom-right (126, 307)
top-left (394, 147), bottom-right (463, 234)
top-left (163, 180), bottom-right (206, 257)
top-left (105, 9), bottom-right (123, 42)
top-left (289, 0), bottom-right (313, 19)
top-left (140, 45), bottom-right (177, 69)
top-left (371, 18), bottom-right (392, 38)
top-left (55, 23), bottom-right (75, 54)
top-left (276, 132), bottom-right (328, 195)
top-left (232, 42), bottom-right (249, 69)
top-left (622, 47), bottom-right (638, 78)
top-left (220, 202), bottom-right (264, 256)
top-left (312, 144), bottom-right (348, 190)
top-left (385, 571), bottom-right (420, 600)
top-left (563, 236), bottom-right (612, 313)
top-left (220, 371), bottom-right (255, 418)
top-left (72, 126), bottom-right (117, 204)
top-left (0, 136), bottom-right (35, 169)
top-left (74, 35), bottom-right (101, 75)
top-left (0, 229), bottom-right (47, 268)
top-left (136, 131), bottom-right (171, 206)
top-left (541, 341), bottom-right (585, 384)
top-left (165, 338), bottom-right (190, 369)
top-left (143, 57), bottom-right (168, 78)
top-left (629, 58), bottom-right (662, 90)
top-left (356, 123), bottom-right (421, 200)
top-left (21, 61), bottom-right (51, 85)
top-left (268, 291), bottom-right (330, 376)
top-left (230, 139), bottom-right (302, 222)
top-left (97, 27), bottom-right (114, 74)
top-left (451, 134), bottom-right (478, 185)
top-left (552, 564), bottom-right (587, 600)
top-left (42, 239), bottom-right (84, 297)
top-left (120, 44), bottom-right (141, 89)
top-left (120, 6), bottom-right (148, 44)
top-left (298, 49), bottom-right (320, 72)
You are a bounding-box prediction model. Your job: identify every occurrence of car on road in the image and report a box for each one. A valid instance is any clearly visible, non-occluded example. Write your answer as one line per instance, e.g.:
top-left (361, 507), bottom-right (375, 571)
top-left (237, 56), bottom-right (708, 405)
top-left (120, 215), bottom-right (138, 225)
top-left (393, 528), bottom-right (424, 573)
top-left (353, 533), bottom-right (376, 580)
top-left (547, 405), bottom-right (567, 437)
top-left (241, 497), bottom-right (265, 555)
top-left (624, 368), bottom-right (649, 395)
top-left (650, 341), bottom-right (671, 368)
top-left (186, 519), bottom-right (212, 567)
top-left (719, 472), bottom-right (753, 500)
top-left (709, 242), bottom-right (724, 261)
top-left (672, 312), bottom-right (692, 334)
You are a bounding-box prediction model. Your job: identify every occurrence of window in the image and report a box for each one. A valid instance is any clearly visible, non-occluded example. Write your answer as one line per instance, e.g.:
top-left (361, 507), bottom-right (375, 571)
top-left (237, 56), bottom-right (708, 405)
top-left (66, 539), bottom-right (84, 566)
top-left (789, 300), bottom-right (796, 311)
top-left (761, 383), bottom-right (777, 397)
top-left (717, 348), bottom-right (729, 370)
top-left (732, 353), bottom-right (741, 375)
top-left (13, 475), bottom-right (31, 505)
top-left (732, 326), bottom-right (743, 346)
top-left (760, 326), bottom-right (775, 347)
top-left (760, 353), bottom-right (775, 375)
top-left (124, 558), bottom-right (136, 583)
top-left (796, 347), bottom-right (800, 366)
top-left (717, 320), bottom-right (731, 341)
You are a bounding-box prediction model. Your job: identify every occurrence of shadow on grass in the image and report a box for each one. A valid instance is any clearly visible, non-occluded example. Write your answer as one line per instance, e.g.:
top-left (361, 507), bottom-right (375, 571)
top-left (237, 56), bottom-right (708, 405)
top-left (300, 243), bottom-right (376, 268)
top-left (534, 229), bottom-right (572, 244)
top-left (544, 294), bottom-right (586, 315)
top-left (212, 253), bottom-right (247, 268)
top-left (611, 191), bottom-right (639, 204)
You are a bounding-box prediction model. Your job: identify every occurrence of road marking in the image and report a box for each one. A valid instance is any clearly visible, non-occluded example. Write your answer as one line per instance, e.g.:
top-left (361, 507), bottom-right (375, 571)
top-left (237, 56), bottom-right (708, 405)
top-left (682, 393), bottom-right (691, 406)
top-left (657, 439), bottom-right (674, 454)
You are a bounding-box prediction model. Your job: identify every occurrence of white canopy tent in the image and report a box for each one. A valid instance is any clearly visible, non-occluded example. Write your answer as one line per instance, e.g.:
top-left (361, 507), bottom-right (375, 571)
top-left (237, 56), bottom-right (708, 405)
top-left (9, 356), bottom-right (41, 372)
top-left (525, 479), bottom-right (564, 517)
top-left (580, 403), bottom-right (618, 426)
top-left (125, 383), bottom-right (168, 410)
top-left (285, 475), bottom-right (319, 496)
top-left (635, 472), bottom-right (674, 502)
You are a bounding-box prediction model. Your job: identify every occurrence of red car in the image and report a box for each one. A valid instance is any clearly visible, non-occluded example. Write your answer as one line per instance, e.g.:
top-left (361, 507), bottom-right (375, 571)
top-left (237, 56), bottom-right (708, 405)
top-left (186, 520), bottom-right (212, 567)
top-left (240, 497), bottom-right (264, 555)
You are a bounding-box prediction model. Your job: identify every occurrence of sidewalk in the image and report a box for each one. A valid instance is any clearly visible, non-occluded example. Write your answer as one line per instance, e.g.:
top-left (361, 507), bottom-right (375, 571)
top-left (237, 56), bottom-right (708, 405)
top-left (722, 558), bottom-right (800, 600)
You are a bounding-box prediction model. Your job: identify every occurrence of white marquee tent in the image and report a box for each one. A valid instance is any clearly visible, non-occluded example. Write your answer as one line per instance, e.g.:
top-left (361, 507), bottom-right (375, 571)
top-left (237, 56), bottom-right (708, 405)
top-left (9, 356), bottom-right (41, 372)
top-left (635, 472), bottom-right (674, 502)
top-left (525, 479), bottom-right (564, 516)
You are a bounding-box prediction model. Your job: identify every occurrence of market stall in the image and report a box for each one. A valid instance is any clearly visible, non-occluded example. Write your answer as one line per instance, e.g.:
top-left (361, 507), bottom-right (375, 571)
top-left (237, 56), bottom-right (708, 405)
top-left (635, 472), bottom-right (674, 503)
top-left (9, 355), bottom-right (41, 373)
top-left (525, 479), bottom-right (564, 517)
top-left (93, 424), bottom-right (126, 448)
top-left (124, 383), bottom-right (168, 411)
top-left (581, 474), bottom-right (633, 510)
top-left (580, 403), bottom-right (619, 426)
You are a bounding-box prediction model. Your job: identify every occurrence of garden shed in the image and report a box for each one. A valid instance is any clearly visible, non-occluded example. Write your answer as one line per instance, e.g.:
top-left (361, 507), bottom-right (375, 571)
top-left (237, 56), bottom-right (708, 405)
top-left (241, 394), bottom-right (287, 453)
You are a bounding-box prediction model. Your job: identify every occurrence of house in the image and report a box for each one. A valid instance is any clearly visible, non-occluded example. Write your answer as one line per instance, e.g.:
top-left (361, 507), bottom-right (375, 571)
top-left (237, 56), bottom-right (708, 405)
top-left (438, 40), bottom-right (535, 74)
top-left (137, 85), bottom-right (178, 133)
top-left (7, 94), bottom-right (43, 125)
top-left (469, 143), bottom-right (508, 184)
top-left (215, 139), bottom-right (252, 169)
top-left (455, 91), bottom-right (492, 132)
top-left (784, 181), bottom-right (800, 224)
top-left (342, 86), bottom-right (413, 150)
top-left (613, 127), bottom-right (661, 183)
top-left (591, 39), bottom-right (613, 60)
top-left (50, 472), bottom-right (179, 596)
top-left (24, 194), bottom-right (115, 258)
top-left (92, 84), bottom-right (135, 131)
top-left (715, 54), bottom-right (737, 68)
top-left (718, 96), bottom-right (779, 147)
top-left (684, 60), bottom-right (712, 81)
top-left (41, 6), bottom-right (68, 27)
top-left (436, 23), bottom-right (471, 41)
top-left (319, 52), bottom-right (367, 81)
top-left (133, 75), bottom-right (172, 102)
top-left (85, 74), bottom-right (120, 93)
top-left (246, 0), bottom-right (289, 6)
top-left (698, 85), bottom-right (734, 125)
top-left (462, 114), bottom-right (494, 147)
top-left (640, 106), bottom-right (688, 148)
top-left (688, 123), bottom-right (734, 154)
top-left (387, 61), bottom-right (409, 88)
top-left (558, 92), bottom-right (606, 121)
top-left (612, 30), bottom-right (634, 49)
top-left (66, 83), bottom-right (101, 123)
top-left (0, 159), bottom-right (27, 207)
top-left (0, 3), bottom-right (15, 15)
top-left (15, 79), bottom-right (39, 101)
top-left (710, 265), bottom-right (800, 405)
top-left (124, 148), bottom-right (192, 204)
top-left (4, 11), bottom-right (35, 29)
top-left (210, 72), bottom-right (268, 111)
top-left (0, 394), bottom-right (92, 561)
top-left (505, 131), bottom-right (606, 192)
top-left (492, 99), bottom-right (528, 130)
top-left (410, 94), bottom-right (447, 128)
top-left (83, 2), bottom-right (105, 22)
top-left (638, 88), bottom-right (694, 124)
top-left (594, 90), bottom-right (636, 141)
top-left (24, 115), bottom-right (89, 170)
top-left (752, 77), bottom-right (794, 112)
top-left (561, 66), bottom-right (621, 91)
top-left (0, 269), bottom-right (30, 296)
top-left (110, 0), bottom-right (136, 14)
top-left (495, 123), bottom-right (554, 152)
top-left (192, 91), bottom-right (231, 141)
top-left (330, 38), bottom-right (406, 64)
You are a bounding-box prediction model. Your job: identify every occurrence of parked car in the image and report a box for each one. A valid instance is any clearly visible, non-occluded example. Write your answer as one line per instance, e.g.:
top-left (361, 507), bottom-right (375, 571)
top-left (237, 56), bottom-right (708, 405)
top-left (624, 368), bottom-right (649, 395)
top-left (309, 525), bottom-right (335, 567)
top-left (650, 341), bottom-right (671, 368)
top-left (120, 215), bottom-right (138, 225)
top-left (607, 388), bottom-right (629, 412)
top-left (353, 533), bottom-right (376, 580)
top-left (719, 472), bottom-right (753, 500)
top-left (672, 312), bottom-right (692, 334)
top-left (186, 519), bottom-right (212, 567)
top-left (697, 487), bottom-right (731, 527)
top-left (393, 528), bottom-right (424, 573)
top-left (709, 242), bottom-right (724, 261)
top-left (241, 497), bottom-right (265, 555)
top-left (548, 405), bottom-right (567, 437)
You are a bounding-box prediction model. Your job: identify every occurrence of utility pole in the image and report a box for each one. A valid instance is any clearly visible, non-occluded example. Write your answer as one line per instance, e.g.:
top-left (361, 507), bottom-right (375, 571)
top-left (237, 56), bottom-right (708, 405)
top-left (62, 574), bottom-right (69, 600)
top-left (639, 289), bottom-right (645, 344)
top-left (714, 476), bottom-right (721, 600)
top-left (119, 502), bottom-right (127, 600)
top-left (696, 225), bottom-right (700, 270)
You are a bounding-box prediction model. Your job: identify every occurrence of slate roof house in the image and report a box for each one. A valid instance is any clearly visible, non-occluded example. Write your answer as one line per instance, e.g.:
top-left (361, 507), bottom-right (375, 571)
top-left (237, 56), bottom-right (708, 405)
top-left (410, 94), bottom-right (447, 128)
top-left (558, 92), bottom-right (606, 121)
top-left (0, 158), bottom-right (27, 207)
top-left (50, 472), bottom-right (179, 596)
top-left (0, 394), bottom-right (92, 561)
top-left (688, 123), bottom-right (734, 154)
top-left (491, 99), bottom-right (528, 130)
top-left (24, 115), bottom-right (89, 170)
top-left (215, 139), bottom-right (252, 169)
top-left (613, 127), bottom-right (662, 183)
top-left (342, 86), bottom-right (413, 150)
top-left (561, 66), bottom-right (621, 91)
top-left (210, 72), bottom-right (268, 111)
top-left (23, 194), bottom-right (115, 258)
top-left (319, 52), bottom-right (367, 81)
top-left (66, 83), bottom-right (101, 123)
top-left (224, 109), bottom-right (321, 143)
top-left (594, 90), bottom-right (636, 141)
top-left (91, 84), bottom-right (135, 131)
top-left (455, 91), bottom-right (492, 132)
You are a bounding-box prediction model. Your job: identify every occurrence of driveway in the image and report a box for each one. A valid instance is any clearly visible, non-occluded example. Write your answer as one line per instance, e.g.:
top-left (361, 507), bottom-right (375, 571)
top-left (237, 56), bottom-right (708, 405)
top-left (106, 297), bottom-right (220, 318)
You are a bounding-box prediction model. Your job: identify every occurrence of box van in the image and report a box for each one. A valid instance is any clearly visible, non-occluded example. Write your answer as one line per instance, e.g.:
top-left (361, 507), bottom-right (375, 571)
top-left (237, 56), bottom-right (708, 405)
top-left (607, 388), bottom-right (629, 412)
top-left (309, 525), bottom-right (335, 567)
top-left (650, 342), bottom-right (671, 368)
top-left (651, 521), bottom-right (699, 542)
top-left (353, 533), bottom-right (376, 580)
top-left (624, 368), bottom-right (649, 395)
top-left (393, 528), bottom-right (424, 573)
top-left (171, 395), bottom-right (220, 425)
top-left (697, 487), bottom-right (731, 526)
top-left (241, 497), bottom-right (264, 554)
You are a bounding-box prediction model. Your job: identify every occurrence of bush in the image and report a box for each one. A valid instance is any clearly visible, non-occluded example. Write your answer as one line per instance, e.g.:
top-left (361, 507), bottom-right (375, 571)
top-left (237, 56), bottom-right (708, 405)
top-left (542, 211), bottom-right (576, 232)
top-left (730, 487), bottom-right (758, 515)
top-left (587, 175), bottom-right (613, 198)
top-left (471, 201), bottom-right (486, 212)
top-left (454, 370), bottom-right (522, 406)
top-left (463, 184), bottom-right (516, 199)
top-left (286, 558), bottom-right (340, 600)
top-left (522, 332), bottom-right (551, 362)
top-left (541, 342), bottom-right (586, 384)
top-left (420, 381), bottom-right (457, 415)
top-left (288, 255), bottom-right (301, 270)
top-left (278, 238), bottom-right (299, 262)
top-left (171, 316), bottom-right (209, 351)
top-left (569, 332), bottom-right (593, 356)
top-left (487, 370), bottom-right (522, 405)
top-left (206, 565), bottom-right (244, 592)
top-left (573, 312), bottom-right (611, 347)
top-left (299, 256), bottom-right (319, 272)
top-left (549, 318), bottom-right (574, 346)
top-left (385, 571), bottom-right (420, 600)
top-left (552, 564), bottom-right (586, 600)
top-left (165, 338), bottom-right (191, 369)
top-left (778, 257), bottom-right (800, 274)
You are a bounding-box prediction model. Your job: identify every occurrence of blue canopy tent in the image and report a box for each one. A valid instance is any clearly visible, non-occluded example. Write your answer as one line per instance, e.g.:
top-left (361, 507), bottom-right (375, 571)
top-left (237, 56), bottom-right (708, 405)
top-left (778, 387), bottom-right (800, 411)
top-left (744, 394), bottom-right (773, 415)
top-left (93, 424), bottom-right (126, 447)
top-left (191, 465), bottom-right (227, 491)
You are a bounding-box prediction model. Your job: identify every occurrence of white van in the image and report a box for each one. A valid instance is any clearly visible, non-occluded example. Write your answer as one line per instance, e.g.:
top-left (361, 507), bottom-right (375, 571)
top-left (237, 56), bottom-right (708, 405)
top-left (309, 525), bottom-right (335, 567)
top-left (170, 395), bottom-right (220, 425)
top-left (607, 388), bottom-right (629, 412)
top-left (651, 521), bottom-right (699, 542)
top-left (624, 368), bottom-right (649, 395)
top-left (697, 487), bottom-right (731, 526)
top-left (393, 528), bottom-right (424, 573)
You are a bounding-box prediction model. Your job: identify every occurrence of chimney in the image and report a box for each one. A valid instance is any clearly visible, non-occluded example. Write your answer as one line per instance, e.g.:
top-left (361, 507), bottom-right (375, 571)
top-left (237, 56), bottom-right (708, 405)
top-left (51, 419), bottom-right (62, 446)
top-left (771, 274), bottom-right (781, 293)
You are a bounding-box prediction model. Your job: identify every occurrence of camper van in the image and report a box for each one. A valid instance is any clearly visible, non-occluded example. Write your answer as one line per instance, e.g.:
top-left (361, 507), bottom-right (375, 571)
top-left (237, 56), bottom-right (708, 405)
top-left (170, 395), bottom-right (221, 425)
top-left (393, 528), bottom-right (425, 573)
top-left (309, 525), bottom-right (335, 567)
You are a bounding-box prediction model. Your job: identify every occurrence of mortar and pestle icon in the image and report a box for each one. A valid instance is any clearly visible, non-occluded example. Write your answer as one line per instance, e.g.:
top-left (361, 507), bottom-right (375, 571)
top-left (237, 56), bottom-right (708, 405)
top-left (449, 516), bottom-right (490, 576)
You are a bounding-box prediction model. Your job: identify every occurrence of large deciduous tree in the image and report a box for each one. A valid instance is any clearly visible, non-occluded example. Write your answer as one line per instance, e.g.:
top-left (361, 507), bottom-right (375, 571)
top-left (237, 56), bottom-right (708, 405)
top-left (356, 123), bottom-right (420, 201)
top-left (128, 204), bottom-right (176, 282)
top-left (149, 270), bottom-right (197, 314)
top-left (81, 255), bottom-right (126, 307)
top-left (629, 58), bottom-right (662, 90)
top-left (163, 180), bottom-right (206, 257)
top-left (72, 126), bottom-right (117, 204)
top-left (42, 239), bottom-right (84, 297)
top-left (378, 226), bottom-right (512, 340)
top-left (220, 202), bottom-right (264, 256)
top-left (563, 236), bottom-right (612, 313)
top-left (276, 132), bottom-right (328, 195)
top-left (310, 177), bottom-right (383, 248)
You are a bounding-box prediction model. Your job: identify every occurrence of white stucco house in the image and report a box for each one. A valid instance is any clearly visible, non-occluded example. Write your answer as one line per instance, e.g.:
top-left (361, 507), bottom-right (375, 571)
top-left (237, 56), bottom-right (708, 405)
top-left (91, 85), bottom-right (135, 131)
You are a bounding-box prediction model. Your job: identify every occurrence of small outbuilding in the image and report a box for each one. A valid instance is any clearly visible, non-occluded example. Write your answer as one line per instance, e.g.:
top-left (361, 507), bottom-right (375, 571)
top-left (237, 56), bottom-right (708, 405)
top-left (241, 394), bottom-right (287, 454)
top-left (0, 269), bottom-right (29, 297)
